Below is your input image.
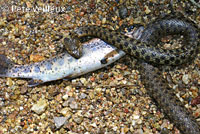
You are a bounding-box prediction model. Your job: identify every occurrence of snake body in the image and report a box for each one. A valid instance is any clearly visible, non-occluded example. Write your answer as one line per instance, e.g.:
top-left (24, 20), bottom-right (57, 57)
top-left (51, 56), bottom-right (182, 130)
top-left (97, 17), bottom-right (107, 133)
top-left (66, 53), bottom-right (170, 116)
top-left (136, 60), bottom-right (200, 134)
top-left (73, 16), bottom-right (199, 65)
top-left (70, 16), bottom-right (200, 134)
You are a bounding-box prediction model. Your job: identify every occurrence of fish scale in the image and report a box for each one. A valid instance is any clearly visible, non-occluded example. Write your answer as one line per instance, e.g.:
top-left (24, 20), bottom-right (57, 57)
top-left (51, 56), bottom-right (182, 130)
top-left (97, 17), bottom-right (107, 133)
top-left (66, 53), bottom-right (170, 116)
top-left (0, 39), bottom-right (125, 86)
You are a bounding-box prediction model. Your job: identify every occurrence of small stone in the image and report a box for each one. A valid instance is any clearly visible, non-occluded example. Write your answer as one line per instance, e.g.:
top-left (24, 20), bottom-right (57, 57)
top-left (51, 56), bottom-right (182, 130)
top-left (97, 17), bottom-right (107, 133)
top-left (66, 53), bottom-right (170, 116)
top-left (137, 119), bottom-right (143, 124)
top-left (163, 43), bottom-right (172, 49)
top-left (53, 117), bottom-right (67, 129)
top-left (16, 80), bottom-right (26, 85)
top-left (25, 13), bottom-right (31, 18)
top-left (194, 108), bottom-right (200, 118)
top-left (31, 98), bottom-right (48, 114)
top-left (144, 5), bottom-right (151, 14)
top-left (121, 126), bottom-right (129, 133)
top-left (80, 78), bottom-right (87, 85)
top-left (132, 120), bottom-right (136, 126)
top-left (79, 93), bottom-right (87, 99)
top-left (191, 95), bottom-right (200, 106)
top-left (119, 6), bottom-right (128, 19)
top-left (62, 94), bottom-right (69, 100)
top-left (133, 114), bottom-right (140, 120)
top-left (124, 71), bottom-right (131, 76)
top-left (113, 126), bottom-right (118, 131)
top-left (73, 115), bottom-right (83, 124)
top-left (102, 18), bottom-right (106, 24)
top-left (89, 92), bottom-right (95, 99)
top-left (6, 78), bottom-right (13, 86)
top-left (94, 87), bottom-right (102, 93)
top-left (69, 101), bottom-right (79, 110)
top-left (65, 14), bottom-right (71, 21)
top-left (182, 74), bottom-right (189, 84)
top-left (99, 73), bottom-right (108, 79)
top-left (80, 11), bottom-right (85, 16)
top-left (60, 107), bottom-right (72, 119)
top-left (90, 76), bottom-right (95, 82)
top-left (112, 16), bottom-right (118, 21)
top-left (30, 54), bottom-right (45, 62)
top-left (0, 20), bottom-right (6, 28)
top-left (133, 129), bottom-right (143, 133)
top-left (90, 122), bottom-right (97, 128)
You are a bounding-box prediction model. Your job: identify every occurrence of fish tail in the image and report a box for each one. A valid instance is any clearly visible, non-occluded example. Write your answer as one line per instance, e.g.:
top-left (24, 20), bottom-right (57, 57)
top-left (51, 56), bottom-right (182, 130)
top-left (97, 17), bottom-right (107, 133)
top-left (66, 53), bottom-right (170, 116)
top-left (0, 54), bottom-right (15, 77)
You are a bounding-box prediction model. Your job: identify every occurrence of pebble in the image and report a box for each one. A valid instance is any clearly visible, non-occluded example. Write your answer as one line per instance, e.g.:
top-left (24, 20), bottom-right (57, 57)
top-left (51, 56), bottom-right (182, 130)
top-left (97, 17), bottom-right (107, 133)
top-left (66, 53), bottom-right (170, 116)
top-left (119, 6), bottom-right (128, 19)
top-left (133, 114), bottom-right (140, 120)
top-left (69, 101), bottom-right (79, 110)
top-left (73, 115), bottom-right (83, 124)
top-left (80, 78), bottom-right (87, 85)
top-left (53, 117), bottom-right (67, 129)
top-left (79, 93), bottom-right (87, 99)
top-left (182, 74), bottom-right (190, 84)
top-left (30, 54), bottom-right (45, 62)
top-left (60, 107), bottom-right (72, 119)
top-left (0, 20), bottom-right (6, 28)
top-left (62, 94), bottom-right (69, 100)
top-left (133, 129), bottom-right (143, 134)
top-left (144, 5), bottom-right (151, 14)
top-left (194, 108), bottom-right (200, 118)
top-left (6, 78), bottom-right (13, 86)
top-left (0, 0), bottom-right (199, 134)
top-left (16, 80), bottom-right (26, 85)
top-left (102, 18), bottom-right (106, 24)
top-left (191, 95), bottom-right (200, 106)
top-left (31, 98), bottom-right (48, 114)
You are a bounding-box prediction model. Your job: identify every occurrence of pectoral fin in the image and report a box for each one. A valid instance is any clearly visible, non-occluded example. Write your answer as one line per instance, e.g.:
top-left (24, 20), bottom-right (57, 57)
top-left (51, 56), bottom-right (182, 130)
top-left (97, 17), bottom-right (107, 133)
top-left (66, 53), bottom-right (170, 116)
top-left (27, 79), bottom-right (44, 87)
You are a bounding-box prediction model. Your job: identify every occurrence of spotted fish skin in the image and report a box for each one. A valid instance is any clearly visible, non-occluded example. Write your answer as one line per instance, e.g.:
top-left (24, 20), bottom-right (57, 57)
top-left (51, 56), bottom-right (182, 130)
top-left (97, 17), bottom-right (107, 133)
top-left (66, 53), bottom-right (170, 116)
top-left (0, 39), bottom-right (125, 86)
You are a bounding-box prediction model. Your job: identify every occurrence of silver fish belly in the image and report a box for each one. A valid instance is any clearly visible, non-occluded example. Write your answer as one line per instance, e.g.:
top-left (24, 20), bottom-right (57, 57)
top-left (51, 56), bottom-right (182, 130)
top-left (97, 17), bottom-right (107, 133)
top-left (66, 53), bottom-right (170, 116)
top-left (0, 38), bottom-right (125, 86)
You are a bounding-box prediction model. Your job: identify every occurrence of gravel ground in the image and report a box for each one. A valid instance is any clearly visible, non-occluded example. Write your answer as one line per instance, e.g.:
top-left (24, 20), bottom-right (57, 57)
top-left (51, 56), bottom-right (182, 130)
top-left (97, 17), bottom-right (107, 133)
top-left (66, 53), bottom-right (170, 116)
top-left (0, 0), bottom-right (199, 134)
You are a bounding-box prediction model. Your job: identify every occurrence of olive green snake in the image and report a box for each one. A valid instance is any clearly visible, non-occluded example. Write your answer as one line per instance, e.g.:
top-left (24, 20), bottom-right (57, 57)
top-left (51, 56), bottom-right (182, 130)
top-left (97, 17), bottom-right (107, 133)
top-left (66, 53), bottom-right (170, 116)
top-left (66, 15), bottom-right (200, 134)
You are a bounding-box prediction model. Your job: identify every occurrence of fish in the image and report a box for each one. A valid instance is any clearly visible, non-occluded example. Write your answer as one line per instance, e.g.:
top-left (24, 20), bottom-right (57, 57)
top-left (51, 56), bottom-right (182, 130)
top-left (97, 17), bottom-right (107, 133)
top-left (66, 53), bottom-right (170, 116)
top-left (0, 38), bottom-right (125, 87)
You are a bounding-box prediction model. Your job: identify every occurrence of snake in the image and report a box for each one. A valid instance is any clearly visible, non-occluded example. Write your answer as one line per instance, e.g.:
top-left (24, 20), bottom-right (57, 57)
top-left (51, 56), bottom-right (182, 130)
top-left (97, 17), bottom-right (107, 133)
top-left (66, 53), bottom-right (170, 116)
top-left (68, 15), bottom-right (199, 66)
top-left (66, 15), bottom-right (200, 134)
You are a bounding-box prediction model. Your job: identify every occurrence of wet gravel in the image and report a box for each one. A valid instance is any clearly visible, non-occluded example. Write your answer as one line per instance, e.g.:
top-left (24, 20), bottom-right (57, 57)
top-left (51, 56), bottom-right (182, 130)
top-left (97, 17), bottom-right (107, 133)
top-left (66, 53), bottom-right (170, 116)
top-left (0, 0), bottom-right (199, 134)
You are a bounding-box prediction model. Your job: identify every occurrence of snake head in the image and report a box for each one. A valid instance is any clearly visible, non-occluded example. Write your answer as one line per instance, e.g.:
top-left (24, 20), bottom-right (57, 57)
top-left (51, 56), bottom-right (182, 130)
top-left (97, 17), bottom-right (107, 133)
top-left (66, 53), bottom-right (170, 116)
top-left (64, 37), bottom-right (83, 59)
top-left (74, 26), bottom-right (91, 37)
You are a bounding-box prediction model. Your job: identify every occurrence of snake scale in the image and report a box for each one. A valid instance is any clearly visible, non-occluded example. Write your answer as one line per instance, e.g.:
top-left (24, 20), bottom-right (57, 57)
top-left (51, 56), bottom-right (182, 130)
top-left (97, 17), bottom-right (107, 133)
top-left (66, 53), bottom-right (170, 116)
top-left (71, 15), bottom-right (199, 66)
top-left (67, 15), bottom-right (200, 134)
top-left (135, 60), bottom-right (200, 134)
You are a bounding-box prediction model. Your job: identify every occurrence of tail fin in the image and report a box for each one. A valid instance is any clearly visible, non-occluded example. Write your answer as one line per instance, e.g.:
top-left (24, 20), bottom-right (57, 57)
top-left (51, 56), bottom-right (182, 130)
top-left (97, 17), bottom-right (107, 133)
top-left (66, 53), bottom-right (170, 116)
top-left (0, 54), bottom-right (14, 77)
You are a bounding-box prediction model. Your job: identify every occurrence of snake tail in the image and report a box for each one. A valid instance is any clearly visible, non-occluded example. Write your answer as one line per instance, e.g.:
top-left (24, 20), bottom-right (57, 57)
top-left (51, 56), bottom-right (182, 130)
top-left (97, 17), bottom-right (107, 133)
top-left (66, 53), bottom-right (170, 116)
top-left (137, 61), bottom-right (200, 134)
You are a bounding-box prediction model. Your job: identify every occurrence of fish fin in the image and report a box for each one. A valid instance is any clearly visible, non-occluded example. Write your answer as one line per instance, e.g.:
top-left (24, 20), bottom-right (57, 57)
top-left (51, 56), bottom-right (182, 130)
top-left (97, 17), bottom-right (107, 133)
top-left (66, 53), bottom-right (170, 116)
top-left (0, 54), bottom-right (15, 77)
top-left (27, 79), bottom-right (44, 87)
top-left (62, 74), bottom-right (74, 81)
